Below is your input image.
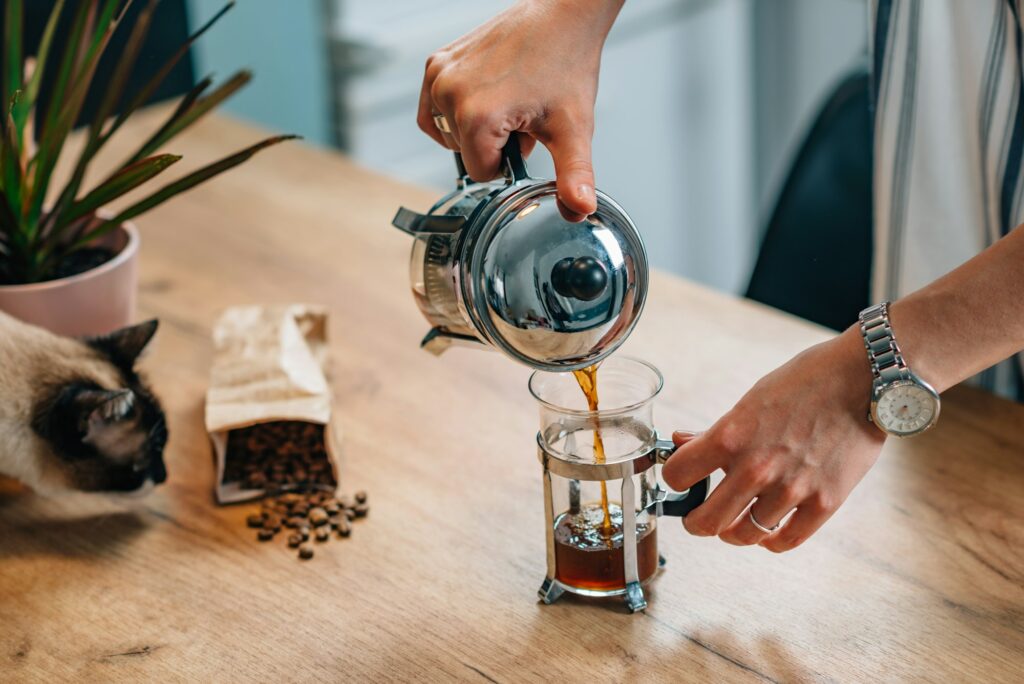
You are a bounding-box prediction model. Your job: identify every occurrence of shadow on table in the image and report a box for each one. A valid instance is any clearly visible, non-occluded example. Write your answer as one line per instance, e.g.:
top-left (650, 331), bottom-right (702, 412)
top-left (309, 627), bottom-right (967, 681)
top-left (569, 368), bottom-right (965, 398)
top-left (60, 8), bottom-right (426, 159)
top-left (511, 590), bottom-right (825, 682)
top-left (675, 626), bottom-right (824, 683)
top-left (0, 509), bottom-right (149, 559)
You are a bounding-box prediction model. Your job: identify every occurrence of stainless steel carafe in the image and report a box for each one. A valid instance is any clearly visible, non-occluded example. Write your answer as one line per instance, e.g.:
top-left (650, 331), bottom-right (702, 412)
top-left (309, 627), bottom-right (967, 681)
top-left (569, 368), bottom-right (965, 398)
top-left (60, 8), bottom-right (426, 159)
top-left (391, 134), bottom-right (648, 371)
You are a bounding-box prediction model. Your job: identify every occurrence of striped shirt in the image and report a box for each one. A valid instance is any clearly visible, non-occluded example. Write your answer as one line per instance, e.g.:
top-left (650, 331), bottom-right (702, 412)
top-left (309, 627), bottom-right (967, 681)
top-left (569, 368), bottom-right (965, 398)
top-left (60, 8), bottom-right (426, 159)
top-left (871, 0), bottom-right (1024, 399)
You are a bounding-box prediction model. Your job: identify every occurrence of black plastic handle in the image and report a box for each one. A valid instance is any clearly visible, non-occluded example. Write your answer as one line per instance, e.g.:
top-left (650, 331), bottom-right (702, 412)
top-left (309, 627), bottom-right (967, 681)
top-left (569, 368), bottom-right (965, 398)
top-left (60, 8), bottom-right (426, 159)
top-left (453, 152), bottom-right (469, 180)
top-left (502, 132), bottom-right (530, 182)
top-left (451, 132), bottom-right (530, 184)
top-left (659, 476), bottom-right (709, 518)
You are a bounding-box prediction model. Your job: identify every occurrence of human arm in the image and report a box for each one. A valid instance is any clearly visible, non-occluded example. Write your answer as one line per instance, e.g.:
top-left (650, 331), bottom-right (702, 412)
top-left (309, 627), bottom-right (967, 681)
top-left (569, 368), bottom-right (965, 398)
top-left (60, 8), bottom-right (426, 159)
top-left (417, 0), bottom-right (624, 221)
top-left (662, 225), bottom-right (1024, 552)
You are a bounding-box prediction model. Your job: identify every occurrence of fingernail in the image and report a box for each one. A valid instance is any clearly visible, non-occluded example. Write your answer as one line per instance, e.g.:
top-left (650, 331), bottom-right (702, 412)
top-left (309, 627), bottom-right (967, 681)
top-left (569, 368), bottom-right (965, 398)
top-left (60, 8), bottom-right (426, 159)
top-left (577, 184), bottom-right (593, 200)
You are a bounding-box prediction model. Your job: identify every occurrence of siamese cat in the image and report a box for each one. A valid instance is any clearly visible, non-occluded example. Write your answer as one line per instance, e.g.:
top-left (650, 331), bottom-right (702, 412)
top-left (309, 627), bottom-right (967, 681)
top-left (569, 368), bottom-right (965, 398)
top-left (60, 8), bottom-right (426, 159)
top-left (0, 311), bottom-right (168, 494)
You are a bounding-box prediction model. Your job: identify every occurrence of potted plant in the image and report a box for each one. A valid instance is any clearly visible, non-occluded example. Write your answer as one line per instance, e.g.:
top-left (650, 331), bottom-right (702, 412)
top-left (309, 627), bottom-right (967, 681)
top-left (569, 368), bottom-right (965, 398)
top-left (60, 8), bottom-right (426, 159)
top-left (0, 0), bottom-right (295, 335)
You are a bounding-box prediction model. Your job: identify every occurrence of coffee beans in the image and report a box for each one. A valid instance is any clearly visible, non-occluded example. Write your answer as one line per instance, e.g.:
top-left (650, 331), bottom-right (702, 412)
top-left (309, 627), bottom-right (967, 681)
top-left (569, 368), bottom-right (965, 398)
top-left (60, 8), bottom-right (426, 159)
top-left (223, 422), bottom-right (335, 491)
top-left (245, 487), bottom-right (368, 560)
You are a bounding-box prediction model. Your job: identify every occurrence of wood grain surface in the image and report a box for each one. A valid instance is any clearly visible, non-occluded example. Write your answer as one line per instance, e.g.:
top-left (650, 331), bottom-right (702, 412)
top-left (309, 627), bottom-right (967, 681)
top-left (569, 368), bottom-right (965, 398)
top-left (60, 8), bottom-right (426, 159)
top-left (1, 108), bottom-right (1022, 683)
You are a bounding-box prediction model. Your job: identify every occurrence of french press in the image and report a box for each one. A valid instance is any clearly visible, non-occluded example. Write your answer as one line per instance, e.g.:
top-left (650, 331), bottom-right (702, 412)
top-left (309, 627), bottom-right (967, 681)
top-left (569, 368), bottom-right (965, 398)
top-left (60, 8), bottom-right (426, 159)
top-left (391, 134), bottom-right (648, 371)
top-left (529, 357), bottom-right (708, 613)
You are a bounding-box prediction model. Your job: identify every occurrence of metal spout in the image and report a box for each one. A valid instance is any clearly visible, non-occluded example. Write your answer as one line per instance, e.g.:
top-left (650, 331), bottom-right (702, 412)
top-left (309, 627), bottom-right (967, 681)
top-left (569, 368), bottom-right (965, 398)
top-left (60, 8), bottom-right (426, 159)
top-left (420, 327), bottom-right (484, 356)
top-left (392, 208), bottom-right (466, 236)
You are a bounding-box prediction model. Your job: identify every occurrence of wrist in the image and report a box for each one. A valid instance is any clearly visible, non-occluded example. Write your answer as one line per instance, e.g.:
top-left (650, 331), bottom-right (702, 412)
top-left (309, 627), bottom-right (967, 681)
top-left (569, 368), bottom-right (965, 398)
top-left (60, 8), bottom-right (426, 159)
top-left (886, 299), bottom-right (952, 393)
top-left (832, 325), bottom-right (885, 440)
top-left (526, 0), bottom-right (624, 32)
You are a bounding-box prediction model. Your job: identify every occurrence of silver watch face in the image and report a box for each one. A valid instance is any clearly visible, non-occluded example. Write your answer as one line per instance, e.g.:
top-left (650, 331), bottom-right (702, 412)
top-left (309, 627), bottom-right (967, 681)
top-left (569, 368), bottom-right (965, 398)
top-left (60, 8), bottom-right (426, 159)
top-left (872, 380), bottom-right (940, 437)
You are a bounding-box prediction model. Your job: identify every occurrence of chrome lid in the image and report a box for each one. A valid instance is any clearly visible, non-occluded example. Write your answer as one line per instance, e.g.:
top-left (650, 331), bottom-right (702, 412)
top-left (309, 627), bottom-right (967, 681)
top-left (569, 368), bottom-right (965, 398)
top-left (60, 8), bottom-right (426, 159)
top-left (464, 142), bottom-right (648, 370)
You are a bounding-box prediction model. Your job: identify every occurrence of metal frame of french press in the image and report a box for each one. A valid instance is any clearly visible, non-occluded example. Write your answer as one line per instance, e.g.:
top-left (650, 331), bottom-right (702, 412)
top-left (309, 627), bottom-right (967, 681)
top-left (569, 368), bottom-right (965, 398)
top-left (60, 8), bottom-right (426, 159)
top-left (535, 427), bottom-right (708, 613)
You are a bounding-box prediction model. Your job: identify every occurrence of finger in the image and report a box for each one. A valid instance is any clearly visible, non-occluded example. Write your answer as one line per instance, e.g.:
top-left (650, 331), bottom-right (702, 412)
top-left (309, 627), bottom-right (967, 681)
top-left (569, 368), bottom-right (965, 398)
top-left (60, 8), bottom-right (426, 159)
top-left (437, 122), bottom-right (460, 151)
top-left (759, 495), bottom-right (838, 553)
top-left (537, 111), bottom-right (597, 222)
top-left (429, 80), bottom-right (462, 151)
top-left (434, 109), bottom-right (461, 151)
top-left (660, 432), bottom-right (722, 493)
top-left (416, 64), bottom-right (447, 148)
top-left (718, 484), bottom-right (800, 547)
top-left (556, 198), bottom-right (588, 223)
top-left (519, 134), bottom-right (538, 159)
top-left (456, 109), bottom-right (506, 182)
top-left (672, 430), bottom-right (701, 447)
top-left (682, 473), bottom-right (758, 538)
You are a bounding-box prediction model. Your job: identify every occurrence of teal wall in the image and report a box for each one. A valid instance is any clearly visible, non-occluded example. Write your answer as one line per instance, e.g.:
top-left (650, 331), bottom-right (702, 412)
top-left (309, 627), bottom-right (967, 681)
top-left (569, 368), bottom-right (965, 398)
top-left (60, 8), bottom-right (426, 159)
top-left (185, 0), bottom-right (332, 146)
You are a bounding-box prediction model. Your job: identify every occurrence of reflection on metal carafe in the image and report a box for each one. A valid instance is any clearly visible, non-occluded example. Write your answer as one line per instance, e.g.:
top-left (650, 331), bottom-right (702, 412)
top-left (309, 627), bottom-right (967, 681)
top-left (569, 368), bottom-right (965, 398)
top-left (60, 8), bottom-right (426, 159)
top-left (391, 134), bottom-right (649, 371)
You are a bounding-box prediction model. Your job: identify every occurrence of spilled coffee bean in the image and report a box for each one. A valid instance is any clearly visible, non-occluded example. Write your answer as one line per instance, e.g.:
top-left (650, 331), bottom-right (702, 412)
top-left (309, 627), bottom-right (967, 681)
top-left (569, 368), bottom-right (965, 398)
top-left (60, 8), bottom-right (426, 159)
top-left (245, 485), bottom-right (368, 560)
top-left (309, 507), bottom-right (329, 527)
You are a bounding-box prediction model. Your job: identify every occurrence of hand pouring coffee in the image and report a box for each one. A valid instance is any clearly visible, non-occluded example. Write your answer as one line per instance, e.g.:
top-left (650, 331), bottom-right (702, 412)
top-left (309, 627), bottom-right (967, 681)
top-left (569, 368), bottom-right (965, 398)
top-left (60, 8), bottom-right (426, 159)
top-left (391, 135), bottom-right (708, 612)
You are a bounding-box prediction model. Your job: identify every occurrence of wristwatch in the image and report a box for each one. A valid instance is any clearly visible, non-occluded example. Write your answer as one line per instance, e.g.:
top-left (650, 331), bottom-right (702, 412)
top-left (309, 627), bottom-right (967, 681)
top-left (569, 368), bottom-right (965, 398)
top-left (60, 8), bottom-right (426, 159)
top-left (858, 302), bottom-right (940, 437)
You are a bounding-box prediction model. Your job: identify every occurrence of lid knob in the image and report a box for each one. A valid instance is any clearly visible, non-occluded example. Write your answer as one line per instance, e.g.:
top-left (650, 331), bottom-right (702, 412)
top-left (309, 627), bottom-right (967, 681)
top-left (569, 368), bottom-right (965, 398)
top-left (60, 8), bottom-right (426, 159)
top-left (550, 256), bottom-right (609, 301)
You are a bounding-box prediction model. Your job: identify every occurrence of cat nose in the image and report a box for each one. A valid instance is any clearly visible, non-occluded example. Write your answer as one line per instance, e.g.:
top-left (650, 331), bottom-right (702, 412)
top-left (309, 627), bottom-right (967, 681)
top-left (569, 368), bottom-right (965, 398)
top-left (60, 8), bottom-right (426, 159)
top-left (149, 458), bottom-right (167, 484)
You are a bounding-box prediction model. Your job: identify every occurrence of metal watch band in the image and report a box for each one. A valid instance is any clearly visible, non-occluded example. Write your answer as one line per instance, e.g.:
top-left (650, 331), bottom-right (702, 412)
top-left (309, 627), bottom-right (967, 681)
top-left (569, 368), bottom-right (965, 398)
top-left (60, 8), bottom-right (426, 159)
top-left (859, 301), bottom-right (909, 384)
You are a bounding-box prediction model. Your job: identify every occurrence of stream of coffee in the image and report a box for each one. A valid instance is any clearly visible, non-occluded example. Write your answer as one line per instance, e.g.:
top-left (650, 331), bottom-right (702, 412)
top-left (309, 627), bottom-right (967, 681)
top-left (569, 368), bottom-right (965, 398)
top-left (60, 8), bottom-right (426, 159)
top-left (571, 364), bottom-right (613, 536)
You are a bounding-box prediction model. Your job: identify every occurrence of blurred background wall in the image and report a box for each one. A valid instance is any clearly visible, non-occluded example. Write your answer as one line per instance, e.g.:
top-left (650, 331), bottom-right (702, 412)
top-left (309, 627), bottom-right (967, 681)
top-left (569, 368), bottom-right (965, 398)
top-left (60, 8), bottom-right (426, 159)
top-left (186, 0), bottom-right (866, 295)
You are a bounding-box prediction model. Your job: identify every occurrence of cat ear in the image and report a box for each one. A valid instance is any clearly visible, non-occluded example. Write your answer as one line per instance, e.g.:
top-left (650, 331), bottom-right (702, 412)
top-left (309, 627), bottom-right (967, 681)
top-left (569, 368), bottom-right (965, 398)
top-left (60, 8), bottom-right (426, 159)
top-left (84, 319), bottom-right (159, 368)
top-left (74, 389), bottom-right (136, 439)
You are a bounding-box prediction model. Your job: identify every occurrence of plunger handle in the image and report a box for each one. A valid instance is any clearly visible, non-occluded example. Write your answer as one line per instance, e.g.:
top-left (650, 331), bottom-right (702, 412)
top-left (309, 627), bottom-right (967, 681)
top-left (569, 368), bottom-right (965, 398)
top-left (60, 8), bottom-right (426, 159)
top-left (649, 436), bottom-right (709, 518)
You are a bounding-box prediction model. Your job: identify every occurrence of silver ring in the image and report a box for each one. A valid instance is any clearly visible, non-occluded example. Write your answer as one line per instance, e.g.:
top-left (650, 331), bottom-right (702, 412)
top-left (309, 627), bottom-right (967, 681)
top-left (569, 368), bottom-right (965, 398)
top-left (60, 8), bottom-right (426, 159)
top-left (432, 113), bottom-right (451, 133)
top-left (749, 508), bottom-right (780, 534)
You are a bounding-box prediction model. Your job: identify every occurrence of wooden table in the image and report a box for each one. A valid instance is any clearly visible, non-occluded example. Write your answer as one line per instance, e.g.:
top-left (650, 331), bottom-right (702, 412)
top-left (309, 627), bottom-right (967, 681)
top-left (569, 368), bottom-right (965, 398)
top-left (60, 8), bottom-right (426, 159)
top-left (1, 109), bottom-right (1022, 683)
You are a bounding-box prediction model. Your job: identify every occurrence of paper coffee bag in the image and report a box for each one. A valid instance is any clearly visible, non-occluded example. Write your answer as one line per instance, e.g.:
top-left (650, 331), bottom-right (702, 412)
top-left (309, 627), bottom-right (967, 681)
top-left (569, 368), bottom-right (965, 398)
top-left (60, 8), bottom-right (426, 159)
top-left (205, 304), bottom-right (341, 504)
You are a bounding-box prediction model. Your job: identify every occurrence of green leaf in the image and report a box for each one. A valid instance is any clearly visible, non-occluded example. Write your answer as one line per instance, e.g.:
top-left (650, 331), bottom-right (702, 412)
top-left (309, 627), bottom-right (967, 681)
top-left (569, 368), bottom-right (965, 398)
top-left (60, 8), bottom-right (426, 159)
top-left (3, 94), bottom-right (23, 217)
top-left (97, 74), bottom-right (212, 185)
top-left (75, 0), bottom-right (124, 81)
top-left (21, 0), bottom-right (65, 114)
top-left (90, 0), bottom-right (157, 143)
top-left (56, 154), bottom-right (181, 233)
top-left (29, 0), bottom-right (124, 239)
top-left (99, 2), bottom-right (235, 147)
top-left (38, 1), bottom-right (93, 139)
top-left (27, 1), bottom-right (93, 230)
top-left (126, 70), bottom-right (251, 165)
top-left (4, 0), bottom-right (23, 131)
top-left (69, 135), bottom-right (299, 249)
top-left (49, 0), bottom-right (151, 242)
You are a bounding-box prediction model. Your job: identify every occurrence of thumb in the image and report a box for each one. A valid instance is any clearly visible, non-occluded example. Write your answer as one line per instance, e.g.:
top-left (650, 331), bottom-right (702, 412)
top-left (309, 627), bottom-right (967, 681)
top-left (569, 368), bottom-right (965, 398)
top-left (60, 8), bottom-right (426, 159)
top-left (661, 431), bottom-right (719, 492)
top-left (672, 430), bottom-right (701, 447)
top-left (541, 113), bottom-right (597, 222)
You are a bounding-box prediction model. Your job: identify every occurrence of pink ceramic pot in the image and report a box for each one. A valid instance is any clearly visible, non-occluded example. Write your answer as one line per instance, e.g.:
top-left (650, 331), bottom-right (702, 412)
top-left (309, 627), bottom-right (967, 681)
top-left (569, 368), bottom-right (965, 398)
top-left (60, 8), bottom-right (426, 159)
top-left (0, 222), bottom-right (139, 337)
